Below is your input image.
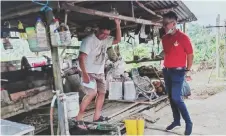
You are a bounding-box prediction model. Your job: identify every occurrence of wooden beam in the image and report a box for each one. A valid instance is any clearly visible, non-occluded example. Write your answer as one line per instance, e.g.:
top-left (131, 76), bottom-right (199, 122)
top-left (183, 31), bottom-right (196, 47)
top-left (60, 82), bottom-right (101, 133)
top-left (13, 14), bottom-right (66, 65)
top-left (62, 3), bottom-right (162, 26)
top-left (2, 7), bottom-right (41, 20)
top-left (2, 3), bottom-right (37, 14)
top-left (135, 1), bottom-right (162, 19)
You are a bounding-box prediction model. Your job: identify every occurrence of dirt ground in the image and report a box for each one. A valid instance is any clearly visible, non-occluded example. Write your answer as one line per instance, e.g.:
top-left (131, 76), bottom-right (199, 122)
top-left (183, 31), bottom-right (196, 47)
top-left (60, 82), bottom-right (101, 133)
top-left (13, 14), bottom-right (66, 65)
top-left (143, 69), bottom-right (226, 135)
top-left (188, 69), bottom-right (226, 99)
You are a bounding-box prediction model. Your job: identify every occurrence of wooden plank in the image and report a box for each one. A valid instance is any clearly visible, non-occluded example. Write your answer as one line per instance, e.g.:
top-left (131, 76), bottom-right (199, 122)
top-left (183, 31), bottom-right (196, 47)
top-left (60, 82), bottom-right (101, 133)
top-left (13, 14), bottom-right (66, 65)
top-left (106, 96), bottom-right (149, 103)
top-left (109, 105), bottom-right (149, 124)
top-left (9, 86), bottom-right (50, 102)
top-left (84, 102), bottom-right (117, 119)
top-left (83, 102), bottom-right (131, 122)
top-left (135, 95), bottom-right (168, 105)
top-left (108, 103), bottom-right (139, 119)
top-left (1, 99), bottom-right (52, 119)
top-left (62, 3), bottom-right (162, 26)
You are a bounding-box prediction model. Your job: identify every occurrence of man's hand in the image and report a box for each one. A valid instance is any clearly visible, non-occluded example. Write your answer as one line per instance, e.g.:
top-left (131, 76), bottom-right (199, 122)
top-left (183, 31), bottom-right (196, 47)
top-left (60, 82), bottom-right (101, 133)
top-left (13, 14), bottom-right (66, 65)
top-left (82, 72), bottom-right (90, 83)
top-left (112, 18), bottom-right (122, 45)
top-left (114, 18), bottom-right (121, 26)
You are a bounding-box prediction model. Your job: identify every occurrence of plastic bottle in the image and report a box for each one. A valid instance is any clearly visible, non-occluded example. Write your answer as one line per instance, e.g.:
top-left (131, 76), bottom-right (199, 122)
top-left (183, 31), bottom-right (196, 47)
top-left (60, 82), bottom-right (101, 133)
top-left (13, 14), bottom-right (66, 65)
top-left (58, 23), bottom-right (67, 44)
top-left (50, 18), bottom-right (61, 46)
top-left (35, 17), bottom-right (49, 50)
top-left (26, 27), bottom-right (37, 51)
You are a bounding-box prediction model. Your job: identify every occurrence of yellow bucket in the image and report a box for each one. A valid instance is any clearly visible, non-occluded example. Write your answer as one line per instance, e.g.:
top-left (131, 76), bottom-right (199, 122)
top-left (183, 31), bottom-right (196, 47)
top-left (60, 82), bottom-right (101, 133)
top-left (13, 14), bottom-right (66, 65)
top-left (124, 119), bottom-right (145, 135)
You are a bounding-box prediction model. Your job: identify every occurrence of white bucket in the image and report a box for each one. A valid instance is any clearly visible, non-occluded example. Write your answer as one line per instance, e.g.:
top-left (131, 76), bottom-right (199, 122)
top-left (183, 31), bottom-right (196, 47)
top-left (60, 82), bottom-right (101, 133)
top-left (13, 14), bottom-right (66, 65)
top-left (108, 82), bottom-right (122, 100)
top-left (124, 81), bottom-right (137, 101)
top-left (65, 92), bottom-right (79, 119)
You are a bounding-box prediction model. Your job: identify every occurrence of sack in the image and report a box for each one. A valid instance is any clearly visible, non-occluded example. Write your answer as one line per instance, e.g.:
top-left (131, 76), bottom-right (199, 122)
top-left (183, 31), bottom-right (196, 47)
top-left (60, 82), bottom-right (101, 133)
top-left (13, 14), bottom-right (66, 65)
top-left (182, 80), bottom-right (191, 96)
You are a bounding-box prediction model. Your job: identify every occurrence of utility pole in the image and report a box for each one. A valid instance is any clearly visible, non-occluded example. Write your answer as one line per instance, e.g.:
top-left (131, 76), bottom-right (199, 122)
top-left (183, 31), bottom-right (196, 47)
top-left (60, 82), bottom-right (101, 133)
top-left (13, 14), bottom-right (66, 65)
top-left (224, 20), bottom-right (226, 77)
top-left (216, 14), bottom-right (220, 78)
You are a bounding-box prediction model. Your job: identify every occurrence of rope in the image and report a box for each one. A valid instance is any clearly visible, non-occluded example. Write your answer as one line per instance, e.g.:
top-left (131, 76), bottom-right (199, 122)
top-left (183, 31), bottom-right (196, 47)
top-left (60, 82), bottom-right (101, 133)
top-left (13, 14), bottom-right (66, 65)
top-left (32, 0), bottom-right (52, 12)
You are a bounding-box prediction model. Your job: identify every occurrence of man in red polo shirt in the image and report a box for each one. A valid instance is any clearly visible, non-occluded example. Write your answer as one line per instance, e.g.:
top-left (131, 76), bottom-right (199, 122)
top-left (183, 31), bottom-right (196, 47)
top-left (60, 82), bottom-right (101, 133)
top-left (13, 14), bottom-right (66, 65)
top-left (161, 11), bottom-right (194, 135)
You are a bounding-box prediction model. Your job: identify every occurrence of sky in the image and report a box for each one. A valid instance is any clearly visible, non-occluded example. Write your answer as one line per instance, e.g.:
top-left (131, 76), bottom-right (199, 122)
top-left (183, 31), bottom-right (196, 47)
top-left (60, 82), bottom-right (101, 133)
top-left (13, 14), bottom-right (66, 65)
top-left (183, 0), bottom-right (226, 26)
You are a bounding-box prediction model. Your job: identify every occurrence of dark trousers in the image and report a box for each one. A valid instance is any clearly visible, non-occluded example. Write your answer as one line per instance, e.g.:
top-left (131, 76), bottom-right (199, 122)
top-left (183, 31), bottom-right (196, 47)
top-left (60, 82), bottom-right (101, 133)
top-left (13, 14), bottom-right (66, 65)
top-left (163, 68), bottom-right (192, 124)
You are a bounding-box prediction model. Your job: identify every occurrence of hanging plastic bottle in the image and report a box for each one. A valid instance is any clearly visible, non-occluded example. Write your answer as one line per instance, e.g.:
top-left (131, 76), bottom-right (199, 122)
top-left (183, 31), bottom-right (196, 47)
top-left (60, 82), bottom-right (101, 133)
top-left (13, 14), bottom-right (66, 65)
top-left (50, 18), bottom-right (61, 46)
top-left (64, 25), bottom-right (72, 46)
top-left (35, 17), bottom-right (50, 51)
top-left (58, 23), bottom-right (67, 44)
top-left (18, 21), bottom-right (27, 40)
top-left (26, 27), bottom-right (37, 51)
top-left (58, 23), bottom-right (71, 46)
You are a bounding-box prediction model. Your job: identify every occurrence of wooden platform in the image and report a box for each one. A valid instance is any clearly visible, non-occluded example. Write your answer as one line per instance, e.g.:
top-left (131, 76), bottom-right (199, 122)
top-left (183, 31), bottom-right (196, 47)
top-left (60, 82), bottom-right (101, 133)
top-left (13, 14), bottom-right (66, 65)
top-left (69, 95), bottom-right (169, 134)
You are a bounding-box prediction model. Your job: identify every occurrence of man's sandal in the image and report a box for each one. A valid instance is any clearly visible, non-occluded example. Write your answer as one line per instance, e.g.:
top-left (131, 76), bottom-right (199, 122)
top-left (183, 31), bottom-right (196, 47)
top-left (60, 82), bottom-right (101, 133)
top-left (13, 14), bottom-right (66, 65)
top-left (93, 116), bottom-right (110, 122)
top-left (75, 121), bottom-right (88, 130)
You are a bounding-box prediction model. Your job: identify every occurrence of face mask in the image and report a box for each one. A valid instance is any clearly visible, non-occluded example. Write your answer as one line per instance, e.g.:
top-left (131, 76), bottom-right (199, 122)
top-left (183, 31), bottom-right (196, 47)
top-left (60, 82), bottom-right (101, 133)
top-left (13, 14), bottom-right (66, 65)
top-left (167, 28), bottom-right (174, 34)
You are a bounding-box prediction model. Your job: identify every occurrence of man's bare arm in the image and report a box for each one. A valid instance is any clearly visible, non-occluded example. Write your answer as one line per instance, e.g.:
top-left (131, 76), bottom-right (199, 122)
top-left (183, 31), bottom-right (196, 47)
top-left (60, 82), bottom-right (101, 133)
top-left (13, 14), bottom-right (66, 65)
top-left (79, 52), bottom-right (90, 83)
top-left (187, 54), bottom-right (194, 70)
top-left (112, 19), bottom-right (121, 45)
top-left (79, 52), bottom-right (88, 73)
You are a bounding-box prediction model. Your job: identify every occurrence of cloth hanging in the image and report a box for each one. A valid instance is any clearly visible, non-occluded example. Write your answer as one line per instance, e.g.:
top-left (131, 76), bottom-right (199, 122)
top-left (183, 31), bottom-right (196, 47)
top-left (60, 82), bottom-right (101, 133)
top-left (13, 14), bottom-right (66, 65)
top-left (140, 24), bottom-right (148, 39)
top-left (139, 34), bottom-right (146, 44)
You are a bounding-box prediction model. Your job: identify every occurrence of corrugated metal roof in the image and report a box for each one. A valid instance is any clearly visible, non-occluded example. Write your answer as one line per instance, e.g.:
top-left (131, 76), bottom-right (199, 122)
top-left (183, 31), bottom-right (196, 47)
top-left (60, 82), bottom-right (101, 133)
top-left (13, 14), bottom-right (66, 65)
top-left (70, 0), bottom-right (197, 25)
top-left (1, 0), bottom-right (197, 33)
top-left (137, 1), bottom-right (197, 23)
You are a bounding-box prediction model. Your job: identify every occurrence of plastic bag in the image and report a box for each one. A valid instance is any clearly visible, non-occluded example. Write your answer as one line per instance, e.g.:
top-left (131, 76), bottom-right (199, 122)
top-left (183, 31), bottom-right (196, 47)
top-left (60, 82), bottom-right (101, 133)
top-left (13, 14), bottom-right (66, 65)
top-left (113, 58), bottom-right (126, 78)
top-left (182, 80), bottom-right (191, 96)
top-left (2, 38), bottom-right (13, 50)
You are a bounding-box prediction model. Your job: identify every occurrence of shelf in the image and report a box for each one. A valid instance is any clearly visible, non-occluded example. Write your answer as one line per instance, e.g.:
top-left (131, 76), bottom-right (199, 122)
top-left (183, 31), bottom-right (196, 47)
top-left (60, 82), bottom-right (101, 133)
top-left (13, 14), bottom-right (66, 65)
top-left (52, 46), bottom-right (80, 49)
top-left (125, 58), bottom-right (163, 64)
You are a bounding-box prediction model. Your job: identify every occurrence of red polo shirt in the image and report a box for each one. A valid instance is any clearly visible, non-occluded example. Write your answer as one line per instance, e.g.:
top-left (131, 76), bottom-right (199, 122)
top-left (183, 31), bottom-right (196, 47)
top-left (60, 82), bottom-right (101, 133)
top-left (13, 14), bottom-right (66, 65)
top-left (162, 30), bottom-right (193, 68)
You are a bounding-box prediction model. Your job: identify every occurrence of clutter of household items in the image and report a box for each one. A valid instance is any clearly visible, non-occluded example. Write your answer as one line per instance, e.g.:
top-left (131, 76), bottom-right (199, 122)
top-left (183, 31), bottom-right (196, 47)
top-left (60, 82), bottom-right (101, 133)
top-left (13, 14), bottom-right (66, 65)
top-left (1, 4), bottom-right (166, 103)
top-left (105, 45), bottom-right (166, 102)
top-left (1, 8), bottom-right (72, 52)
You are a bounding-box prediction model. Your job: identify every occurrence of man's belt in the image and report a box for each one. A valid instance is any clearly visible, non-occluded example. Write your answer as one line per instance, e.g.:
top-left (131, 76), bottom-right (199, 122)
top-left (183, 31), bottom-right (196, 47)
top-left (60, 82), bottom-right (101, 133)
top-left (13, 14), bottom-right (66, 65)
top-left (164, 67), bottom-right (186, 70)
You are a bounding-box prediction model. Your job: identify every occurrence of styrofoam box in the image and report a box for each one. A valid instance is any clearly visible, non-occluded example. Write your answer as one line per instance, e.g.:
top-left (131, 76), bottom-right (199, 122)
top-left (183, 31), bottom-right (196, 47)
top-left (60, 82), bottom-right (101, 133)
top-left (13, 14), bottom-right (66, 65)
top-left (1, 119), bottom-right (35, 135)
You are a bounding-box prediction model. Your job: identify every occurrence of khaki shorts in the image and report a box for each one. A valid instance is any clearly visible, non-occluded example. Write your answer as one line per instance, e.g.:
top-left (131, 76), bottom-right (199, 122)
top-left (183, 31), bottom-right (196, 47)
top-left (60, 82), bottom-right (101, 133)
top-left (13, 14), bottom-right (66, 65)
top-left (82, 73), bottom-right (106, 95)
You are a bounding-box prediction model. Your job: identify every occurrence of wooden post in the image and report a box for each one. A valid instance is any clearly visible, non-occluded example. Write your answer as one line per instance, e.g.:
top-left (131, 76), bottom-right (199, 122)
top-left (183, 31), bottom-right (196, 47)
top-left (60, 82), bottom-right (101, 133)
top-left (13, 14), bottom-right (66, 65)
top-left (45, 9), bottom-right (65, 135)
top-left (216, 14), bottom-right (220, 78)
top-left (62, 3), bottom-right (162, 26)
top-left (2, 7), bottom-right (41, 20)
top-left (131, 1), bottom-right (134, 18)
top-left (183, 23), bottom-right (186, 33)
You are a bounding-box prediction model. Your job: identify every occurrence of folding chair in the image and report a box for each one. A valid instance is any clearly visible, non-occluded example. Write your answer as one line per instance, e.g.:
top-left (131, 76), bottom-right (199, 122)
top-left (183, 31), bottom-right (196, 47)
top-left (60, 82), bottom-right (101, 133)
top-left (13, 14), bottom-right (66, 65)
top-left (131, 68), bottom-right (159, 101)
